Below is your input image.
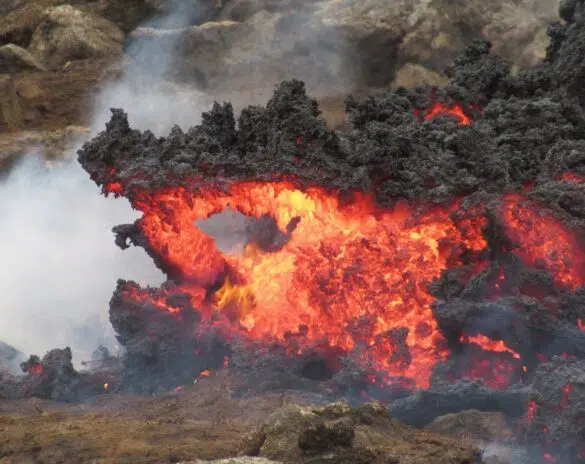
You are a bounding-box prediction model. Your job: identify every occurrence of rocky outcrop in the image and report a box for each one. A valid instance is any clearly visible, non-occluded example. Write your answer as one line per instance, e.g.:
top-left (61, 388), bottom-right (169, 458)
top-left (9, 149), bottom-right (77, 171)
top-left (311, 0), bottom-right (557, 75)
top-left (0, 57), bottom-right (124, 132)
top-left (424, 410), bottom-right (514, 443)
top-left (0, 0), bottom-right (64, 47)
top-left (126, 0), bottom-right (558, 103)
top-left (0, 44), bottom-right (46, 72)
top-left (239, 402), bottom-right (484, 463)
top-left (28, 5), bottom-right (125, 69)
top-left (0, 0), bottom-right (158, 47)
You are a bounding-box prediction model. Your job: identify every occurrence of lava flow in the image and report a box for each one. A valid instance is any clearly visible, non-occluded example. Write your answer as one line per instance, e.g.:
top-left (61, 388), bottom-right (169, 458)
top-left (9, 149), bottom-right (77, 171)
top-left (99, 105), bottom-right (585, 393)
top-left (127, 181), bottom-right (488, 388)
top-left (421, 103), bottom-right (472, 125)
top-left (500, 193), bottom-right (585, 290)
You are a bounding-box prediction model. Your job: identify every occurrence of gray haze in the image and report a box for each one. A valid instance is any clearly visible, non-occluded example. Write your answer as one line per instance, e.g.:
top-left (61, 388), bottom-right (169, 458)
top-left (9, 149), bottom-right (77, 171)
top-left (0, 155), bottom-right (163, 364)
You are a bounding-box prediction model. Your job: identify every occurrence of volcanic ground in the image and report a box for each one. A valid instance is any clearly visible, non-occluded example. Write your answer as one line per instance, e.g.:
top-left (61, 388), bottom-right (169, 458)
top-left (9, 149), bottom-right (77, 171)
top-left (6, 1), bottom-right (585, 463)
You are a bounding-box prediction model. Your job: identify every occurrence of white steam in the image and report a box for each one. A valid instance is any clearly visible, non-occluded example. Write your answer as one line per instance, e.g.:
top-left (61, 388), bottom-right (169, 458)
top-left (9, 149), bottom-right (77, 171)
top-left (0, 155), bottom-right (163, 364)
top-left (0, 2), bottom-right (213, 364)
top-left (91, 0), bottom-right (211, 134)
top-left (0, 0), bottom-right (352, 365)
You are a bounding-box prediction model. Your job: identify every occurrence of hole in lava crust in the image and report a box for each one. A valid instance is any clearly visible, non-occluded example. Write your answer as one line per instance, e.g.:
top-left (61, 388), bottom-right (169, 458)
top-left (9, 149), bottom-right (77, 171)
top-left (71, 11), bottom-right (585, 462)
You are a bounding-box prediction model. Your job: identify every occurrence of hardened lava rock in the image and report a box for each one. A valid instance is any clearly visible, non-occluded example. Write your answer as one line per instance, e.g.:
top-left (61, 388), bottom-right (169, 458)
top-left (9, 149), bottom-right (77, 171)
top-left (518, 357), bottom-right (585, 462)
top-left (109, 279), bottom-right (231, 393)
top-left (80, 18), bottom-right (585, 207)
top-left (18, 347), bottom-right (86, 401)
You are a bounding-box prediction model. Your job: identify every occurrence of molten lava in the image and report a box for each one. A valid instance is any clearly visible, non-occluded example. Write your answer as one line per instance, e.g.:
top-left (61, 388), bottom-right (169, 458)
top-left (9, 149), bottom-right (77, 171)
top-left (128, 181), bottom-right (489, 388)
top-left (500, 194), bottom-right (585, 290)
top-left (112, 171), bottom-right (585, 391)
top-left (29, 363), bottom-right (44, 376)
top-left (422, 103), bottom-right (472, 125)
top-left (462, 335), bottom-right (520, 360)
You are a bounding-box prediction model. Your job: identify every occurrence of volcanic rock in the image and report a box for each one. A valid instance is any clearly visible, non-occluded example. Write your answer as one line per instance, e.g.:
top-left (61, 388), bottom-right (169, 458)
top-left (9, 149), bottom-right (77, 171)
top-left (130, 7), bottom-right (389, 98)
top-left (10, 347), bottom-right (113, 402)
top-left (0, 0), bottom-right (158, 47)
top-left (0, 0), bottom-right (64, 48)
top-left (547, 1), bottom-right (585, 108)
top-left (388, 381), bottom-right (531, 428)
top-left (239, 401), bottom-right (483, 463)
top-left (133, 0), bottom-right (555, 98)
top-left (86, 0), bottom-right (159, 33)
top-left (74, 3), bottom-right (585, 462)
top-left (77, 13), bottom-right (585, 407)
top-left (518, 357), bottom-right (585, 461)
top-left (79, 36), bottom-right (585, 202)
top-left (424, 410), bottom-right (514, 443)
top-left (18, 347), bottom-right (84, 401)
top-left (28, 5), bottom-right (125, 69)
top-left (312, 0), bottom-right (556, 76)
top-left (0, 44), bottom-right (47, 72)
top-left (128, 19), bottom-right (242, 89)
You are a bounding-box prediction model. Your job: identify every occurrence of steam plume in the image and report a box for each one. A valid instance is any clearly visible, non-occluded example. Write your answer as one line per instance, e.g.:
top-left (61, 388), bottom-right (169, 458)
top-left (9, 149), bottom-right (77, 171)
top-left (0, 155), bottom-right (163, 364)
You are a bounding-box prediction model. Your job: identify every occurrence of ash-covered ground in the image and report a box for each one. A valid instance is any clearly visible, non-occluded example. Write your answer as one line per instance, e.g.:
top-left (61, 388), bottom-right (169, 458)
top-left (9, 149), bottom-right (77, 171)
top-left (4, 1), bottom-right (585, 463)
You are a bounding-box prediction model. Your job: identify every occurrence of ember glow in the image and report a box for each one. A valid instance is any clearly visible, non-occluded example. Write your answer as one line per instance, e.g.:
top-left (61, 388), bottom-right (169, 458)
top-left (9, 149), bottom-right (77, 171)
top-left (461, 335), bottom-right (521, 360)
top-left (29, 363), bottom-right (44, 376)
top-left (422, 103), bottom-right (472, 125)
top-left (125, 181), bottom-right (489, 388)
top-left (103, 172), bottom-right (585, 391)
top-left (500, 193), bottom-right (585, 290)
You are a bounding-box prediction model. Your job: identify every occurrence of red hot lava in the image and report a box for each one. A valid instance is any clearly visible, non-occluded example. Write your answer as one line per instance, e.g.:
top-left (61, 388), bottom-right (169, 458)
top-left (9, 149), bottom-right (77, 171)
top-left (127, 182), bottom-right (489, 388)
top-left (500, 193), bottom-right (585, 290)
top-left (102, 106), bottom-right (585, 393)
top-left (415, 103), bottom-right (473, 125)
top-left (28, 363), bottom-right (44, 376)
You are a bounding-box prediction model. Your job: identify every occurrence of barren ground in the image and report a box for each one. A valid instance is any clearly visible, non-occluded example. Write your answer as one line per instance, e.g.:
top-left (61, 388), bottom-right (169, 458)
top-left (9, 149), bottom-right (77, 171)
top-left (0, 374), bottom-right (290, 463)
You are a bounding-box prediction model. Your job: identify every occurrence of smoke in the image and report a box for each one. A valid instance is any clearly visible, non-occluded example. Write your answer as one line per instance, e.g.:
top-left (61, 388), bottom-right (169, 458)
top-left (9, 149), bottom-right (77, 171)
top-left (0, 1), bottom-right (229, 366)
top-left (481, 442), bottom-right (536, 464)
top-left (0, 154), bottom-right (163, 364)
top-left (91, 1), bottom-right (211, 134)
top-left (91, 0), bottom-right (360, 134)
top-left (0, 0), bottom-right (357, 365)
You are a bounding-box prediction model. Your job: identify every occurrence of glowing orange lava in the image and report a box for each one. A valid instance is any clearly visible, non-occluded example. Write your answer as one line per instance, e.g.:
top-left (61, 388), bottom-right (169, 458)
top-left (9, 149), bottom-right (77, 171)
top-left (129, 181), bottom-right (488, 388)
top-left (461, 358), bottom-right (517, 389)
top-left (559, 172), bottom-right (585, 183)
top-left (105, 181), bottom-right (124, 195)
top-left (29, 363), bottom-right (44, 376)
top-left (120, 283), bottom-right (206, 315)
top-left (114, 175), bottom-right (583, 390)
top-left (500, 193), bottom-right (585, 290)
top-left (461, 334), bottom-right (520, 359)
top-left (423, 103), bottom-right (472, 125)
